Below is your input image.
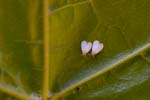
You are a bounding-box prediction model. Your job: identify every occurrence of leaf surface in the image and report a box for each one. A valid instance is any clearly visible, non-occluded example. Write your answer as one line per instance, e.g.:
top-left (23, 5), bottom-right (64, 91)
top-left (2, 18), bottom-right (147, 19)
top-left (49, 0), bottom-right (150, 100)
top-left (0, 0), bottom-right (150, 100)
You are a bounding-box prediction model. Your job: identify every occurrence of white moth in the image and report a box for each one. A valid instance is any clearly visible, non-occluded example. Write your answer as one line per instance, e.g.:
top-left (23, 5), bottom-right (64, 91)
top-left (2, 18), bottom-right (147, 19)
top-left (92, 40), bottom-right (104, 56)
top-left (81, 40), bottom-right (92, 56)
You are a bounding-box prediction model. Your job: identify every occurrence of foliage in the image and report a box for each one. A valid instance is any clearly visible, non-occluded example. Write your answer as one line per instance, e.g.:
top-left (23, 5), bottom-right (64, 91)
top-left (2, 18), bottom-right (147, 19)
top-left (0, 0), bottom-right (150, 100)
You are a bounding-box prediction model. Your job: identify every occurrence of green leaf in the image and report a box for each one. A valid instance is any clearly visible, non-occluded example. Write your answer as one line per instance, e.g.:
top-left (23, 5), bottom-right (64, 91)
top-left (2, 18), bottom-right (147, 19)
top-left (0, 0), bottom-right (150, 100)
top-left (49, 0), bottom-right (150, 100)
top-left (0, 0), bottom-right (44, 99)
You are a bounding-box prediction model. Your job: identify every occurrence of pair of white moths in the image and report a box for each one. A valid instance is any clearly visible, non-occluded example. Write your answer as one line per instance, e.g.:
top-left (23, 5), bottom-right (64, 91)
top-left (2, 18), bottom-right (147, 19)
top-left (81, 40), bottom-right (104, 56)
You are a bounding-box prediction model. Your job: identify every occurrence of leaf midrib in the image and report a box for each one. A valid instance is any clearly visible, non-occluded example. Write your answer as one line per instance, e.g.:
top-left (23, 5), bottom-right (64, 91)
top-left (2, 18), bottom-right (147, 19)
top-left (42, 0), bottom-right (50, 100)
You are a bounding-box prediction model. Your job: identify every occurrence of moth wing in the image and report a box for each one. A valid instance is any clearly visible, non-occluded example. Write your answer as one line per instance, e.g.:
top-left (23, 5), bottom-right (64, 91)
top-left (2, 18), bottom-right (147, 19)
top-left (92, 40), bottom-right (104, 55)
top-left (81, 40), bottom-right (88, 52)
top-left (86, 42), bottom-right (92, 52)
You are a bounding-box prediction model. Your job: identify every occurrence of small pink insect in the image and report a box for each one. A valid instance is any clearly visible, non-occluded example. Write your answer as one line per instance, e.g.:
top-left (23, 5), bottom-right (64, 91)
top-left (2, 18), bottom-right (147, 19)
top-left (81, 40), bottom-right (92, 56)
top-left (91, 40), bottom-right (104, 56)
